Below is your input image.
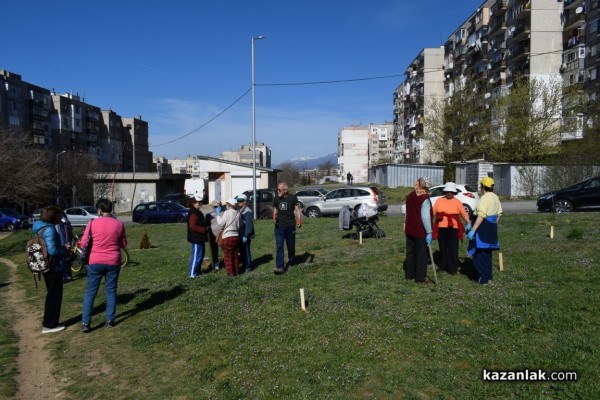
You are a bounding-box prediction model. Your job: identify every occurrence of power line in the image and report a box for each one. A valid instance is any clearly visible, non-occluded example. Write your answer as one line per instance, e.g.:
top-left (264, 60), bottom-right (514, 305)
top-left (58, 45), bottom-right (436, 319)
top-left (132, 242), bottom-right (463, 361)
top-left (257, 73), bottom-right (404, 87)
top-left (150, 88), bottom-right (251, 148)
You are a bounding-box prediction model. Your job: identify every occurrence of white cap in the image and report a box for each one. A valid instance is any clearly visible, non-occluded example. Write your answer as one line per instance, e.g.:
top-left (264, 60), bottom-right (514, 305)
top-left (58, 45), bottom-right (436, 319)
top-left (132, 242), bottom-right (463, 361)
top-left (226, 198), bottom-right (238, 206)
top-left (236, 194), bottom-right (248, 202)
top-left (193, 194), bottom-right (203, 202)
top-left (442, 182), bottom-right (457, 193)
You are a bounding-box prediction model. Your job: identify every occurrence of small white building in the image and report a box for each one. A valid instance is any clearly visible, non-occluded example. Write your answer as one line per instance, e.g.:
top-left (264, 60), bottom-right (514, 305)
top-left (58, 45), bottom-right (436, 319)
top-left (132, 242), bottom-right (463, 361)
top-left (94, 156), bottom-right (279, 213)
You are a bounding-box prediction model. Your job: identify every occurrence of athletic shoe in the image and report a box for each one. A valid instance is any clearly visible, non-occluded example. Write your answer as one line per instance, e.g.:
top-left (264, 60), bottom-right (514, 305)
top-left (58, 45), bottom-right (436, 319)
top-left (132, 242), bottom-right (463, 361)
top-left (273, 267), bottom-right (286, 275)
top-left (81, 323), bottom-right (90, 333)
top-left (105, 320), bottom-right (115, 328)
top-left (42, 325), bottom-right (65, 334)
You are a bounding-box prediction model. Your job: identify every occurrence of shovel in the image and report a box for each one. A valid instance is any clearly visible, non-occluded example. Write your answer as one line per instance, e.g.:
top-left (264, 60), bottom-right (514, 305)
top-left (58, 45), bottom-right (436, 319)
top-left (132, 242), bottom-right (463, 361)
top-left (428, 244), bottom-right (438, 284)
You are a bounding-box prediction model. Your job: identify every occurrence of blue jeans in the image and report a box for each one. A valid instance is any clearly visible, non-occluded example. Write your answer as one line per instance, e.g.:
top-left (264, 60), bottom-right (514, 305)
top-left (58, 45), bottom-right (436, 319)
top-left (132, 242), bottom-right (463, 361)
top-left (275, 225), bottom-right (296, 269)
top-left (240, 238), bottom-right (252, 271)
top-left (82, 264), bottom-right (120, 325)
top-left (189, 243), bottom-right (205, 277)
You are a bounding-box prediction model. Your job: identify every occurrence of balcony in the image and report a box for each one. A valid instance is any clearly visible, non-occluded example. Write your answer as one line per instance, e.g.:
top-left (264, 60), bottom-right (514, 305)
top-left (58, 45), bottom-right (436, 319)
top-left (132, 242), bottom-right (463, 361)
top-left (512, 45), bottom-right (530, 60)
top-left (496, 0), bottom-right (507, 10)
top-left (564, 13), bottom-right (586, 32)
top-left (509, 24), bottom-right (530, 41)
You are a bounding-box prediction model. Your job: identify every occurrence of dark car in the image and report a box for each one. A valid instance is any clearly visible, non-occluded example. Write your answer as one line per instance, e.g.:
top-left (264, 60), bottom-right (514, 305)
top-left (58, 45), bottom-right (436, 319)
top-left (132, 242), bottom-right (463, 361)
top-left (160, 193), bottom-right (192, 206)
top-left (537, 176), bottom-right (600, 213)
top-left (0, 208), bottom-right (31, 231)
top-left (132, 201), bottom-right (190, 224)
top-left (243, 189), bottom-right (278, 220)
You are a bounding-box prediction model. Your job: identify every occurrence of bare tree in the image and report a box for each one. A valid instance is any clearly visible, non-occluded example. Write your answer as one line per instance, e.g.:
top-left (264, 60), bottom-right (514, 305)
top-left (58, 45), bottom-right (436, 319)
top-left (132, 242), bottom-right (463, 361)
top-left (58, 152), bottom-right (107, 207)
top-left (0, 128), bottom-right (55, 210)
top-left (277, 162), bottom-right (301, 186)
top-left (318, 160), bottom-right (335, 176)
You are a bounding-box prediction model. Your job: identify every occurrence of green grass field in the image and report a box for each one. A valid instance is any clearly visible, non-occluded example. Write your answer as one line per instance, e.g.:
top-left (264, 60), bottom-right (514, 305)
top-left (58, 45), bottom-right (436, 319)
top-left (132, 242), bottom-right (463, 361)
top-left (1, 211), bottom-right (599, 399)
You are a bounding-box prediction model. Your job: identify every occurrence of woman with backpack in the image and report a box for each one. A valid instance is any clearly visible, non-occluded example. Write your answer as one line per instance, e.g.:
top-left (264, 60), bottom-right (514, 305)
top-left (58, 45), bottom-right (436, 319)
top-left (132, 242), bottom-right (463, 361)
top-left (31, 206), bottom-right (68, 333)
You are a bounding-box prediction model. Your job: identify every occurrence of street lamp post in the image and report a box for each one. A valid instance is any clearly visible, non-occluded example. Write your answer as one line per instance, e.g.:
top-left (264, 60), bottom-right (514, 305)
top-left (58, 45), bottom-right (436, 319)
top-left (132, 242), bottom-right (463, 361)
top-left (252, 35), bottom-right (266, 219)
top-left (55, 150), bottom-right (66, 205)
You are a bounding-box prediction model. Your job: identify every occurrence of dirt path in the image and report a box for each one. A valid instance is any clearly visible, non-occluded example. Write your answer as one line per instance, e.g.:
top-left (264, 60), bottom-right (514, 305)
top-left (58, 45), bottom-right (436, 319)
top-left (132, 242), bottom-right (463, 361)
top-left (0, 257), bottom-right (66, 399)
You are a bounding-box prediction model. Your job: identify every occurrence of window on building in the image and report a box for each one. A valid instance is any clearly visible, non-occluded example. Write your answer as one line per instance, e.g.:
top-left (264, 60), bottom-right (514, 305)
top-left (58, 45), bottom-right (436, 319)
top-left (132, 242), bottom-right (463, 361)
top-left (589, 67), bottom-right (598, 81)
top-left (590, 18), bottom-right (600, 35)
top-left (9, 115), bottom-right (19, 126)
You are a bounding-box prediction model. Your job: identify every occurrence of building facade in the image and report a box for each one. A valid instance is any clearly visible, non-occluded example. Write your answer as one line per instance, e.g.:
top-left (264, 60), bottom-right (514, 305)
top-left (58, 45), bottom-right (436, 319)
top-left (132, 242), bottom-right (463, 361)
top-left (392, 0), bottom-right (597, 164)
top-left (0, 69), bottom-right (152, 172)
top-left (219, 142), bottom-right (271, 167)
top-left (338, 125), bottom-right (370, 183)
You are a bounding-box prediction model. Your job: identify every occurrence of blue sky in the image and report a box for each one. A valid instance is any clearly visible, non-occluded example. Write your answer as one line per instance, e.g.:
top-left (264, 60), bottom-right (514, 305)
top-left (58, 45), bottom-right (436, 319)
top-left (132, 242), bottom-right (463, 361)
top-left (4, 0), bottom-right (483, 164)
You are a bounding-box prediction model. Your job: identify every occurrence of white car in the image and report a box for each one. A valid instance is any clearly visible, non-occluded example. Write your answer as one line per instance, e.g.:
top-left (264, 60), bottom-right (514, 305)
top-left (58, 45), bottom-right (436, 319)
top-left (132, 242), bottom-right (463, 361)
top-left (400, 184), bottom-right (479, 215)
top-left (64, 206), bottom-right (100, 226)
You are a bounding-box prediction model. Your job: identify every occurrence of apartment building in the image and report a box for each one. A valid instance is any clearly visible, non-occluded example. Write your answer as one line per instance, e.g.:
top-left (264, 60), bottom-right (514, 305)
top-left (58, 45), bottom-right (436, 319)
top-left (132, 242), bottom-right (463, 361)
top-left (338, 125), bottom-right (369, 183)
top-left (394, 0), bottom-right (566, 163)
top-left (394, 48), bottom-right (445, 164)
top-left (369, 122), bottom-right (395, 166)
top-left (0, 69), bottom-right (152, 172)
top-left (0, 70), bottom-right (52, 147)
top-left (585, 0), bottom-right (600, 102)
top-left (220, 142), bottom-right (271, 168)
top-left (122, 116), bottom-right (153, 173)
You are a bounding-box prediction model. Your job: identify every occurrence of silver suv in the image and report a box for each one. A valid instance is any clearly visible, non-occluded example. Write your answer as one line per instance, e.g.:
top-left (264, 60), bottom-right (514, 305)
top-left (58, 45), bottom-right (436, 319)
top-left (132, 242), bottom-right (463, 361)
top-left (303, 186), bottom-right (387, 218)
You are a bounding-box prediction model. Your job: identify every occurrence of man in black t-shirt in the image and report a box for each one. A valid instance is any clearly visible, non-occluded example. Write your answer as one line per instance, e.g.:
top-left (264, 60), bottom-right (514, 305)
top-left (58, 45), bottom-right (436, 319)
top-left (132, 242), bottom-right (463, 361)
top-left (272, 182), bottom-right (302, 274)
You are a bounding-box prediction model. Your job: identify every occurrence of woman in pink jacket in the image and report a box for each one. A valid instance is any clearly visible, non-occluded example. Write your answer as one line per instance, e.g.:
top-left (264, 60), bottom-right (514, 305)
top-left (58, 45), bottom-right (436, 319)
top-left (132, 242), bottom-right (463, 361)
top-left (80, 198), bottom-right (127, 333)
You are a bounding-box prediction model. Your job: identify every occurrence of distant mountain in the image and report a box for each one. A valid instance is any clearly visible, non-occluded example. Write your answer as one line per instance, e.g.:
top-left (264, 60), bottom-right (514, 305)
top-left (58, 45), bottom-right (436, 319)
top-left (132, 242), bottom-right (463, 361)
top-left (275, 153), bottom-right (338, 170)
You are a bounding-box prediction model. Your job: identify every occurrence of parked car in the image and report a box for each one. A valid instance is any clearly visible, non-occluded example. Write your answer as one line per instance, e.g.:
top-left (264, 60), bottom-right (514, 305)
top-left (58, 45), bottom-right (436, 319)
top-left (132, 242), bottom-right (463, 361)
top-left (303, 186), bottom-right (388, 218)
top-left (537, 176), bottom-right (600, 213)
top-left (31, 208), bottom-right (42, 222)
top-left (400, 184), bottom-right (479, 216)
top-left (0, 208), bottom-right (31, 231)
top-left (429, 184), bottom-right (479, 215)
top-left (242, 189), bottom-right (278, 220)
top-left (293, 187), bottom-right (330, 209)
top-left (132, 201), bottom-right (189, 224)
top-left (64, 206), bottom-right (100, 226)
top-left (161, 193), bottom-right (192, 206)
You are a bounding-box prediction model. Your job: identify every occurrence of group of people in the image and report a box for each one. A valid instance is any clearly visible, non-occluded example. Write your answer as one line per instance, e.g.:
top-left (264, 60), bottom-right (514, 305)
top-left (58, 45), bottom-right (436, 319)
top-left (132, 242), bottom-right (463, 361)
top-left (186, 193), bottom-right (255, 278)
top-left (32, 177), bottom-right (498, 334)
top-left (32, 198), bottom-right (127, 334)
top-left (403, 176), bottom-right (501, 285)
top-left (186, 181), bottom-right (303, 278)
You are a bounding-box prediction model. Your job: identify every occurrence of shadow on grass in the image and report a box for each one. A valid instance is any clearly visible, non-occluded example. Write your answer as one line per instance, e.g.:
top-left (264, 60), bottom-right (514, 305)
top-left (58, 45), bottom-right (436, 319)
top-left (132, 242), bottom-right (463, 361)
top-left (460, 256), bottom-right (478, 281)
top-left (253, 254), bottom-right (274, 269)
top-left (293, 251), bottom-right (315, 265)
top-left (62, 286), bottom-right (186, 329)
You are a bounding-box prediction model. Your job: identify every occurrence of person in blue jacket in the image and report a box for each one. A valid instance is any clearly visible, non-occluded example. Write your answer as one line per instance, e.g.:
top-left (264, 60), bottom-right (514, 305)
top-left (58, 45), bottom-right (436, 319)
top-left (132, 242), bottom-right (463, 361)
top-left (32, 206), bottom-right (68, 333)
top-left (236, 194), bottom-right (255, 273)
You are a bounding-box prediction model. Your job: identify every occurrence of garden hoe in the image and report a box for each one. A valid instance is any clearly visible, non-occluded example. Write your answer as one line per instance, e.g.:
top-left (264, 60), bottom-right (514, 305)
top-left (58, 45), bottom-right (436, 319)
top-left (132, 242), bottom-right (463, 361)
top-left (428, 245), bottom-right (438, 284)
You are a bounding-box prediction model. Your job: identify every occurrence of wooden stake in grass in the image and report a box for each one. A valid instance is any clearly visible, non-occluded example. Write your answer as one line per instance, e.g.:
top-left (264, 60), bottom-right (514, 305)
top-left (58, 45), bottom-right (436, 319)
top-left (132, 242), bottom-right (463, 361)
top-left (498, 252), bottom-right (504, 271)
top-left (359, 231), bottom-right (362, 244)
top-left (550, 226), bottom-right (554, 239)
top-left (300, 288), bottom-right (306, 311)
